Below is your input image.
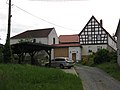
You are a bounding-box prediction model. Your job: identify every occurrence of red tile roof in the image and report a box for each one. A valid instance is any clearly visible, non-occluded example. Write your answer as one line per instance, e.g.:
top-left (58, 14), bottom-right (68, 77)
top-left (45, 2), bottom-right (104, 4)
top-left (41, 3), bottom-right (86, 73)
top-left (52, 43), bottom-right (81, 47)
top-left (59, 34), bottom-right (79, 44)
top-left (11, 28), bottom-right (54, 39)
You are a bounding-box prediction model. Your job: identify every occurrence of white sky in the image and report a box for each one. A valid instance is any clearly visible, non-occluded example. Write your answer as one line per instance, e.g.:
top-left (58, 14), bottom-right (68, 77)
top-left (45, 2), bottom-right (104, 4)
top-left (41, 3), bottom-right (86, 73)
top-left (0, 0), bottom-right (120, 44)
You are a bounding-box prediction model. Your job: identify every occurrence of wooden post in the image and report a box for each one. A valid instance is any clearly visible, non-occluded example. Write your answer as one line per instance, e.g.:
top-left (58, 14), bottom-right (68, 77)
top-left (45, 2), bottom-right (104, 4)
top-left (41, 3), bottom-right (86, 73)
top-left (17, 54), bottom-right (22, 64)
top-left (29, 51), bottom-right (36, 65)
top-left (47, 49), bottom-right (51, 67)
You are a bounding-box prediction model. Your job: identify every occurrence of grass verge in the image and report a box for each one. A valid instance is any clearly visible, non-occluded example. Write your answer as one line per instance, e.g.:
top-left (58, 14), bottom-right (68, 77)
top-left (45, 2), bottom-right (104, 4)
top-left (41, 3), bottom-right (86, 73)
top-left (95, 62), bottom-right (120, 81)
top-left (0, 64), bottom-right (83, 90)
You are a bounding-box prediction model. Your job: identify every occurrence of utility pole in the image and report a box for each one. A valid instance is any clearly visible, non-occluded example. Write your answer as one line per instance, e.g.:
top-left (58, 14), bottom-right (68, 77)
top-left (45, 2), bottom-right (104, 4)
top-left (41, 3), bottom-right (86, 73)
top-left (3, 0), bottom-right (13, 63)
top-left (7, 0), bottom-right (12, 42)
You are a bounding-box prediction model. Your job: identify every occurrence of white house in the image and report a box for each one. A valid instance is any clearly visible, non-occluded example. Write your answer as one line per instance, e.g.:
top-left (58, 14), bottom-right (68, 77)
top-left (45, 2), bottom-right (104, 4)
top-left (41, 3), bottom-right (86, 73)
top-left (79, 16), bottom-right (117, 58)
top-left (53, 35), bottom-right (82, 62)
top-left (10, 28), bottom-right (59, 45)
top-left (115, 20), bottom-right (120, 66)
top-left (10, 28), bottom-right (59, 59)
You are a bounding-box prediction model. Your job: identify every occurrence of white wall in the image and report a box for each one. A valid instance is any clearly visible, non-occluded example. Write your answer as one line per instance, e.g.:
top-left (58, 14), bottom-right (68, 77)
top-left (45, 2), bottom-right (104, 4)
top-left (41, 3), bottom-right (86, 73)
top-left (82, 44), bottom-right (108, 55)
top-left (47, 28), bottom-right (59, 59)
top-left (108, 35), bottom-right (117, 51)
top-left (10, 38), bottom-right (48, 45)
top-left (69, 47), bottom-right (81, 62)
top-left (48, 28), bottom-right (59, 45)
top-left (10, 39), bottom-right (20, 44)
top-left (10, 28), bottom-right (59, 45)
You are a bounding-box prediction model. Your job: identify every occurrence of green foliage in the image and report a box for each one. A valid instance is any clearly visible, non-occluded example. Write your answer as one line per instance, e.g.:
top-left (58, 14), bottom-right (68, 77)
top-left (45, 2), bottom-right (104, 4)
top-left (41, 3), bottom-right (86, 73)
top-left (84, 49), bottom-right (117, 66)
top-left (0, 64), bottom-right (83, 90)
top-left (94, 49), bottom-right (110, 64)
top-left (81, 56), bottom-right (89, 65)
top-left (96, 62), bottom-right (120, 81)
top-left (109, 51), bottom-right (117, 63)
top-left (0, 47), bottom-right (3, 63)
top-left (3, 42), bottom-right (13, 63)
top-left (87, 53), bottom-right (95, 66)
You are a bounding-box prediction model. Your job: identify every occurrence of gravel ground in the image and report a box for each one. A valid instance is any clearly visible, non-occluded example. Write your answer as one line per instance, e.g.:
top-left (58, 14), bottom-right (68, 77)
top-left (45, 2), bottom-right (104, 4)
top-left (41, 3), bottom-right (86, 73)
top-left (75, 65), bottom-right (120, 90)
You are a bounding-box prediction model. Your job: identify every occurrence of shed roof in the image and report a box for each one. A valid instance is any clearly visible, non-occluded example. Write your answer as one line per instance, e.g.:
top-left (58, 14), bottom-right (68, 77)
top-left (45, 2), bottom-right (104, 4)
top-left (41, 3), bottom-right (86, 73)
top-left (11, 28), bottom-right (54, 39)
top-left (52, 43), bottom-right (82, 48)
top-left (11, 42), bottom-right (54, 54)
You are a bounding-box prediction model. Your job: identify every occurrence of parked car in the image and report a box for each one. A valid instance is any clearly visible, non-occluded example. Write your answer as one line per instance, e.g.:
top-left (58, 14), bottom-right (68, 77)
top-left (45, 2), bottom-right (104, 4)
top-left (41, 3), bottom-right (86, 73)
top-left (45, 57), bottom-right (74, 69)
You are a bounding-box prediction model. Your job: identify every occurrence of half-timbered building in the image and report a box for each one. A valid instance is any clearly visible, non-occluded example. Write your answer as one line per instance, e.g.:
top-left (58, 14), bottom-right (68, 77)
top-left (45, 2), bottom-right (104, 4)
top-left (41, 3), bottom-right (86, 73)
top-left (79, 16), bottom-right (117, 57)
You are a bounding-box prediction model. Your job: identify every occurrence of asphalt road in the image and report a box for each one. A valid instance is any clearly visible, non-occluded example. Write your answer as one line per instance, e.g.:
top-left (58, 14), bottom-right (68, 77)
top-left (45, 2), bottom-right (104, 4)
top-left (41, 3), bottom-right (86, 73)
top-left (75, 65), bottom-right (120, 90)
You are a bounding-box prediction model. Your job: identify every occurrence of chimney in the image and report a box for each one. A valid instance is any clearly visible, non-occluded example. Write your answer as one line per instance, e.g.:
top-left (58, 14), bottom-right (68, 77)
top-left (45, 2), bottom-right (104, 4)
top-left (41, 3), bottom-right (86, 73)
top-left (100, 19), bottom-right (103, 26)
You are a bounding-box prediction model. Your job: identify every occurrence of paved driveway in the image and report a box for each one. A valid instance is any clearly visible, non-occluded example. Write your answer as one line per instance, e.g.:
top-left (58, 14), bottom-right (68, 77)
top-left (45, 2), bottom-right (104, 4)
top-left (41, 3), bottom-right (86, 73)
top-left (62, 67), bottom-right (78, 76)
top-left (75, 65), bottom-right (120, 90)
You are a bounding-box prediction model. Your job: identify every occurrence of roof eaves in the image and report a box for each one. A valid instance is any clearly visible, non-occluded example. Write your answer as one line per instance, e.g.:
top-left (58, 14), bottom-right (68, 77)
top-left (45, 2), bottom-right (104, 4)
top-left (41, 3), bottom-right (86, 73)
top-left (79, 15), bottom-right (95, 36)
top-left (115, 19), bottom-right (120, 36)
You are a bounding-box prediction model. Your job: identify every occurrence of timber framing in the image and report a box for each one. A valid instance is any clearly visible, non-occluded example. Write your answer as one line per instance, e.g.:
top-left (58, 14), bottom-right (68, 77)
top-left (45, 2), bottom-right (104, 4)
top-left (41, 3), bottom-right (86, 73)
top-left (78, 16), bottom-right (116, 45)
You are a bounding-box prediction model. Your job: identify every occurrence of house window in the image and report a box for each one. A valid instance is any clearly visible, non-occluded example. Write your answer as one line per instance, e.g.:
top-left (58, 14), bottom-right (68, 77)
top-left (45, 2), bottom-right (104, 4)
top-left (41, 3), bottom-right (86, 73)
top-left (88, 46), bottom-right (92, 53)
top-left (97, 35), bottom-right (100, 40)
top-left (97, 46), bottom-right (102, 51)
top-left (53, 38), bottom-right (55, 44)
top-left (33, 39), bottom-right (36, 43)
top-left (88, 35), bottom-right (92, 40)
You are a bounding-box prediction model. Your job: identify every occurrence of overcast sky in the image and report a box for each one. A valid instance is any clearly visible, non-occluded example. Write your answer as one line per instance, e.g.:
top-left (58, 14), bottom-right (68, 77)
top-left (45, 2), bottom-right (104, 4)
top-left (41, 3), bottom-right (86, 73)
top-left (0, 0), bottom-right (120, 44)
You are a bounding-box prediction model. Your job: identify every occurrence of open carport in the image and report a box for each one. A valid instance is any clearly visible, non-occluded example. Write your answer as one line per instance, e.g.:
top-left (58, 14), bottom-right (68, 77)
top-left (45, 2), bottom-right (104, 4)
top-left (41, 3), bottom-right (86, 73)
top-left (11, 42), bottom-right (54, 66)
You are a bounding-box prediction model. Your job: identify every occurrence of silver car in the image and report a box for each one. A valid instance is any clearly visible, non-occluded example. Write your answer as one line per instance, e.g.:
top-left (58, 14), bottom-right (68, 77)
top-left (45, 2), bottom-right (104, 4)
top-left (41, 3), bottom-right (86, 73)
top-left (45, 57), bottom-right (74, 69)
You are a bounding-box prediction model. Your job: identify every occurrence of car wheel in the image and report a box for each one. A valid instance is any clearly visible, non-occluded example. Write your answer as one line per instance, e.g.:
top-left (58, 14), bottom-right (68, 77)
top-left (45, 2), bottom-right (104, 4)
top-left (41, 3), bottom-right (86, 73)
top-left (45, 63), bottom-right (49, 67)
top-left (68, 67), bottom-right (71, 69)
top-left (60, 64), bottom-right (64, 69)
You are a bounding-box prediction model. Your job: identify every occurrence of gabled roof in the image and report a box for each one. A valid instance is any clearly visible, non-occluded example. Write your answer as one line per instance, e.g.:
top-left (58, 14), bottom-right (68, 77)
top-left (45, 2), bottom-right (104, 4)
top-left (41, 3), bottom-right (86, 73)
top-left (79, 15), bottom-right (116, 43)
top-left (115, 19), bottom-right (120, 36)
top-left (59, 34), bottom-right (79, 44)
top-left (79, 16), bottom-right (109, 35)
top-left (11, 28), bottom-right (54, 39)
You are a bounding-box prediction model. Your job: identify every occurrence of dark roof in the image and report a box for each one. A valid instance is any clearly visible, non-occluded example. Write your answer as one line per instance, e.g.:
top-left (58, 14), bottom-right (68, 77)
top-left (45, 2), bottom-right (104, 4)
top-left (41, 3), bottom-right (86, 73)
top-left (59, 34), bottom-right (79, 44)
top-left (115, 19), bottom-right (120, 36)
top-left (11, 42), bottom-right (54, 54)
top-left (11, 28), bottom-right (54, 39)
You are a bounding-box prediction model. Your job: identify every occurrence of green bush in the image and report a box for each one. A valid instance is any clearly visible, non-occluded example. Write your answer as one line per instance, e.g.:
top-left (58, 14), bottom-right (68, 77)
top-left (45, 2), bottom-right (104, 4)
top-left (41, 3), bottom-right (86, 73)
top-left (93, 49), bottom-right (117, 64)
top-left (94, 49), bottom-right (110, 64)
top-left (3, 42), bottom-right (13, 63)
top-left (0, 47), bottom-right (3, 63)
top-left (80, 49), bottom-right (117, 66)
top-left (109, 51), bottom-right (117, 63)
